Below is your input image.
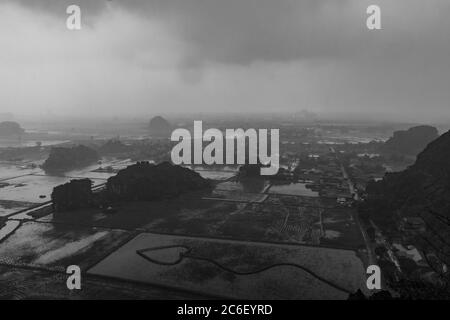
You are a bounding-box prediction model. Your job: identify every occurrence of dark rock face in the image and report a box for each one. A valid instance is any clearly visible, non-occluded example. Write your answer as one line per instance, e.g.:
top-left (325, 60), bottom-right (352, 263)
top-left (42, 145), bottom-right (100, 172)
top-left (51, 179), bottom-right (93, 212)
top-left (148, 116), bottom-right (171, 138)
top-left (106, 161), bottom-right (211, 201)
top-left (382, 125), bottom-right (439, 156)
top-left (0, 121), bottom-right (25, 137)
top-left (365, 130), bottom-right (450, 266)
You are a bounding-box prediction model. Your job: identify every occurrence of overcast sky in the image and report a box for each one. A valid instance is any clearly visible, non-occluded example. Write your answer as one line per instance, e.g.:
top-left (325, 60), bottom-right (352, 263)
top-left (1, 0), bottom-right (449, 122)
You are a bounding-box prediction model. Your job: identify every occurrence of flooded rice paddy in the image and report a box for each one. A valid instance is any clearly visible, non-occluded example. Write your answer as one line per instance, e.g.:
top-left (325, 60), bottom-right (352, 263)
top-left (88, 232), bottom-right (368, 299)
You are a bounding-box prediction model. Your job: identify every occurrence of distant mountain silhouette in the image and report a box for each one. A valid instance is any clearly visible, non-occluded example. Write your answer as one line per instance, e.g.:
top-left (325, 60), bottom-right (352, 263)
top-left (365, 129), bottom-right (450, 266)
top-left (382, 125), bottom-right (439, 156)
top-left (148, 116), bottom-right (171, 138)
top-left (0, 121), bottom-right (25, 137)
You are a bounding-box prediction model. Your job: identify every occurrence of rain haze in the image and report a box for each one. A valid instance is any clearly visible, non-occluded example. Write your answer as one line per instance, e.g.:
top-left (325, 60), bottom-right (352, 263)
top-left (1, 0), bottom-right (450, 122)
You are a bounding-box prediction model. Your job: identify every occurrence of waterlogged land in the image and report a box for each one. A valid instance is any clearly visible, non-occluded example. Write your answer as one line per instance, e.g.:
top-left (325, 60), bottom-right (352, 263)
top-left (88, 233), bottom-right (368, 299)
top-left (32, 177), bottom-right (362, 249)
top-left (0, 157), bottom-right (137, 217)
top-left (0, 163), bottom-right (367, 299)
top-left (0, 127), bottom-right (376, 299)
top-left (0, 221), bottom-right (132, 269)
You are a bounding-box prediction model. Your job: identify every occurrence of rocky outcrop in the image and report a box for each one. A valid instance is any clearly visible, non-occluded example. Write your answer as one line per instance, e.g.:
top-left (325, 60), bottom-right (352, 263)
top-left (0, 121), bottom-right (25, 137)
top-left (42, 145), bottom-right (99, 172)
top-left (51, 179), bottom-right (94, 212)
top-left (149, 116), bottom-right (171, 138)
top-left (238, 164), bottom-right (263, 178)
top-left (106, 161), bottom-right (211, 201)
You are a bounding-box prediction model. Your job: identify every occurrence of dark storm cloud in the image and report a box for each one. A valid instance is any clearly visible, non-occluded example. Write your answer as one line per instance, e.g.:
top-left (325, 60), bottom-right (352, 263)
top-left (9, 0), bottom-right (450, 65)
top-left (123, 0), bottom-right (349, 64)
top-left (7, 0), bottom-right (360, 64)
top-left (2, 0), bottom-right (450, 121)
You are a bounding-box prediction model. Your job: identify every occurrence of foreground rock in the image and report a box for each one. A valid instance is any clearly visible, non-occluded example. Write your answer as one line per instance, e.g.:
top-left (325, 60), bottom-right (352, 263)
top-left (363, 129), bottom-right (450, 274)
top-left (42, 145), bottom-right (99, 172)
top-left (106, 161), bottom-right (211, 201)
